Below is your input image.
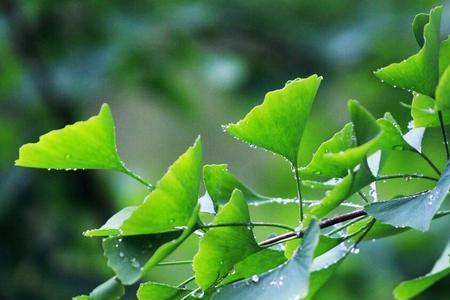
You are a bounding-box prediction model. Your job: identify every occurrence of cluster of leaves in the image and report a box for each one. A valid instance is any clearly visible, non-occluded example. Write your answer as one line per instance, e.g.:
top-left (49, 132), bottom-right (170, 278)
top-left (15, 6), bottom-right (450, 300)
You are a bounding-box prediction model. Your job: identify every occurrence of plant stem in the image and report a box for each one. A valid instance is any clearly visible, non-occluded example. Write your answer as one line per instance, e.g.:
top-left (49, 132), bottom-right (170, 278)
top-left (327, 215), bottom-right (368, 236)
top-left (375, 174), bottom-right (439, 182)
top-left (294, 165), bottom-right (304, 223)
top-left (199, 222), bottom-right (295, 232)
top-left (122, 166), bottom-right (154, 190)
top-left (157, 260), bottom-right (193, 266)
top-left (259, 209), bottom-right (367, 247)
top-left (413, 151), bottom-right (441, 176)
top-left (438, 111), bottom-right (450, 160)
top-left (357, 191), bottom-right (369, 204)
top-left (177, 275), bottom-right (196, 288)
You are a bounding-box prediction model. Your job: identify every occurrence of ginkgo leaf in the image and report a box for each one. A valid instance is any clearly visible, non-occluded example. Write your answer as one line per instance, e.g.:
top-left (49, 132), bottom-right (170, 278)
top-left (412, 13), bottom-right (429, 47)
top-left (137, 282), bottom-right (192, 300)
top-left (347, 210), bottom-right (450, 242)
top-left (374, 6), bottom-right (442, 96)
top-left (300, 123), bottom-right (355, 179)
top-left (394, 241), bottom-right (450, 300)
top-left (16, 104), bottom-right (126, 171)
top-left (85, 137), bottom-right (202, 236)
top-left (224, 75), bottom-right (322, 165)
top-left (365, 160), bottom-right (450, 231)
top-left (435, 65), bottom-right (450, 111)
top-left (102, 206), bottom-right (199, 285)
top-left (440, 37), bottom-right (450, 77)
top-left (210, 219), bottom-right (320, 300)
top-left (218, 249), bottom-right (287, 286)
top-left (304, 159), bottom-right (375, 226)
top-left (325, 101), bottom-right (412, 170)
top-left (193, 189), bottom-right (261, 290)
top-left (203, 164), bottom-right (268, 210)
top-left (74, 277), bottom-right (125, 300)
top-left (410, 93), bottom-right (450, 127)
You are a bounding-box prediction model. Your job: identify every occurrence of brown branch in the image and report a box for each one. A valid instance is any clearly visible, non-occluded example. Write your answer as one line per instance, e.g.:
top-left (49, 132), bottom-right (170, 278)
top-left (258, 209), bottom-right (367, 246)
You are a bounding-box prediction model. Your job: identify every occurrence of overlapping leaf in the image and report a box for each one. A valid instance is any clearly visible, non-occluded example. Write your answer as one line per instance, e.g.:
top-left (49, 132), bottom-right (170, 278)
top-left (85, 137), bottom-right (202, 236)
top-left (440, 37), bottom-right (450, 77)
top-left (102, 206), bottom-right (198, 285)
top-left (410, 93), bottom-right (450, 127)
top-left (193, 189), bottom-right (261, 290)
top-left (224, 75), bottom-right (322, 165)
top-left (365, 160), bottom-right (450, 231)
top-left (210, 219), bottom-right (320, 300)
top-left (16, 104), bottom-right (126, 171)
top-left (394, 241), bottom-right (450, 300)
top-left (374, 6), bottom-right (442, 96)
top-left (203, 164), bottom-right (268, 209)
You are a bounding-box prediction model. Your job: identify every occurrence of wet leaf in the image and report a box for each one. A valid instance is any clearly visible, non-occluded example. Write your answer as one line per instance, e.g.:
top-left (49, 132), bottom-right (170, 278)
top-left (374, 6), bottom-right (442, 96)
top-left (210, 219), bottom-right (320, 300)
top-left (137, 282), bottom-right (191, 300)
top-left (16, 104), bottom-right (126, 171)
top-left (74, 277), bottom-right (125, 300)
top-left (224, 75), bottom-right (321, 165)
top-left (193, 189), bottom-right (261, 289)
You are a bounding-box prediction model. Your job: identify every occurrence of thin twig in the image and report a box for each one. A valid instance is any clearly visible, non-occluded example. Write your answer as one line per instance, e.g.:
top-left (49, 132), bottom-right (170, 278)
top-left (375, 174), bottom-right (439, 182)
top-left (177, 275), bottom-right (196, 288)
top-left (121, 166), bottom-right (154, 190)
top-left (438, 111), bottom-right (450, 160)
top-left (157, 260), bottom-right (193, 267)
top-left (294, 166), bottom-right (304, 222)
top-left (358, 191), bottom-right (370, 204)
top-left (199, 222), bottom-right (295, 232)
top-left (258, 209), bottom-right (367, 247)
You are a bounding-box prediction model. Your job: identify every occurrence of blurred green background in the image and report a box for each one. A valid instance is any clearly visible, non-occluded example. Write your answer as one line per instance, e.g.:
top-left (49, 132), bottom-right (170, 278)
top-left (1, 0), bottom-right (450, 299)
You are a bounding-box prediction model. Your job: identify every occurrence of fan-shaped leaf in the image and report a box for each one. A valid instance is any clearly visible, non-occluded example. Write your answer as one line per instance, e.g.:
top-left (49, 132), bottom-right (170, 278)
top-left (224, 75), bottom-right (322, 165)
top-left (193, 189), bottom-right (261, 290)
top-left (365, 160), bottom-right (450, 231)
top-left (85, 138), bottom-right (202, 236)
top-left (102, 206), bottom-right (199, 285)
top-left (394, 241), bottom-right (450, 300)
top-left (210, 219), bottom-right (320, 300)
top-left (374, 6), bottom-right (442, 96)
top-left (440, 37), bottom-right (450, 77)
top-left (203, 164), bottom-right (268, 210)
top-left (16, 104), bottom-right (126, 171)
top-left (410, 93), bottom-right (450, 127)
top-left (412, 13), bottom-right (429, 47)
top-left (300, 123), bottom-right (355, 179)
top-left (435, 65), bottom-right (450, 111)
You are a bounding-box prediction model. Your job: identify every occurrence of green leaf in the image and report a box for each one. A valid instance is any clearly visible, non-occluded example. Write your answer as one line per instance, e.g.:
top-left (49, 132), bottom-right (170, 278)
top-left (85, 137), bottom-right (202, 236)
top-left (74, 277), bottom-right (125, 300)
top-left (304, 159), bottom-right (375, 226)
top-left (284, 234), bottom-right (345, 260)
top-left (193, 189), bottom-right (261, 290)
top-left (137, 282), bottom-right (191, 300)
top-left (440, 37), bottom-right (450, 77)
top-left (365, 160), bottom-right (450, 231)
top-left (16, 104), bottom-right (126, 171)
top-left (324, 101), bottom-right (411, 170)
top-left (103, 206), bottom-right (199, 285)
top-left (210, 219), bottom-right (320, 300)
top-left (394, 241), bottom-right (450, 300)
top-left (435, 65), bottom-right (450, 111)
top-left (300, 123), bottom-right (355, 178)
top-left (412, 13), bottom-right (429, 48)
top-left (410, 93), bottom-right (450, 127)
top-left (347, 210), bottom-right (450, 241)
top-left (103, 232), bottom-right (180, 285)
top-left (203, 164), bottom-right (268, 210)
top-left (374, 6), bottom-right (442, 96)
top-left (219, 249), bottom-right (287, 286)
top-left (224, 75), bottom-right (322, 165)
top-left (305, 241), bottom-right (353, 299)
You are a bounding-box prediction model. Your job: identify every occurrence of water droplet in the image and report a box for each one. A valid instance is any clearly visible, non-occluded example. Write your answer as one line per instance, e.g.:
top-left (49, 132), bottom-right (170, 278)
top-left (251, 275), bottom-right (260, 283)
top-left (392, 145), bottom-right (404, 151)
top-left (313, 170), bottom-right (322, 176)
top-left (119, 252), bottom-right (124, 258)
top-left (131, 258), bottom-right (140, 268)
top-left (192, 289), bottom-right (205, 298)
top-left (404, 176), bottom-right (412, 181)
top-left (169, 219), bottom-right (175, 224)
top-left (47, 168), bottom-right (51, 171)
top-left (351, 248), bottom-right (360, 254)
top-left (64, 153), bottom-right (71, 159)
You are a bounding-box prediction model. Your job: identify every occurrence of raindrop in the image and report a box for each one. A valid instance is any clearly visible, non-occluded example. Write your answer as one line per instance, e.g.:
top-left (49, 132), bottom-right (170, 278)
top-left (251, 275), bottom-right (260, 283)
top-left (192, 289), bottom-right (205, 298)
top-left (119, 252), bottom-right (124, 258)
top-left (404, 176), bottom-right (412, 181)
top-left (392, 145), bottom-right (404, 151)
